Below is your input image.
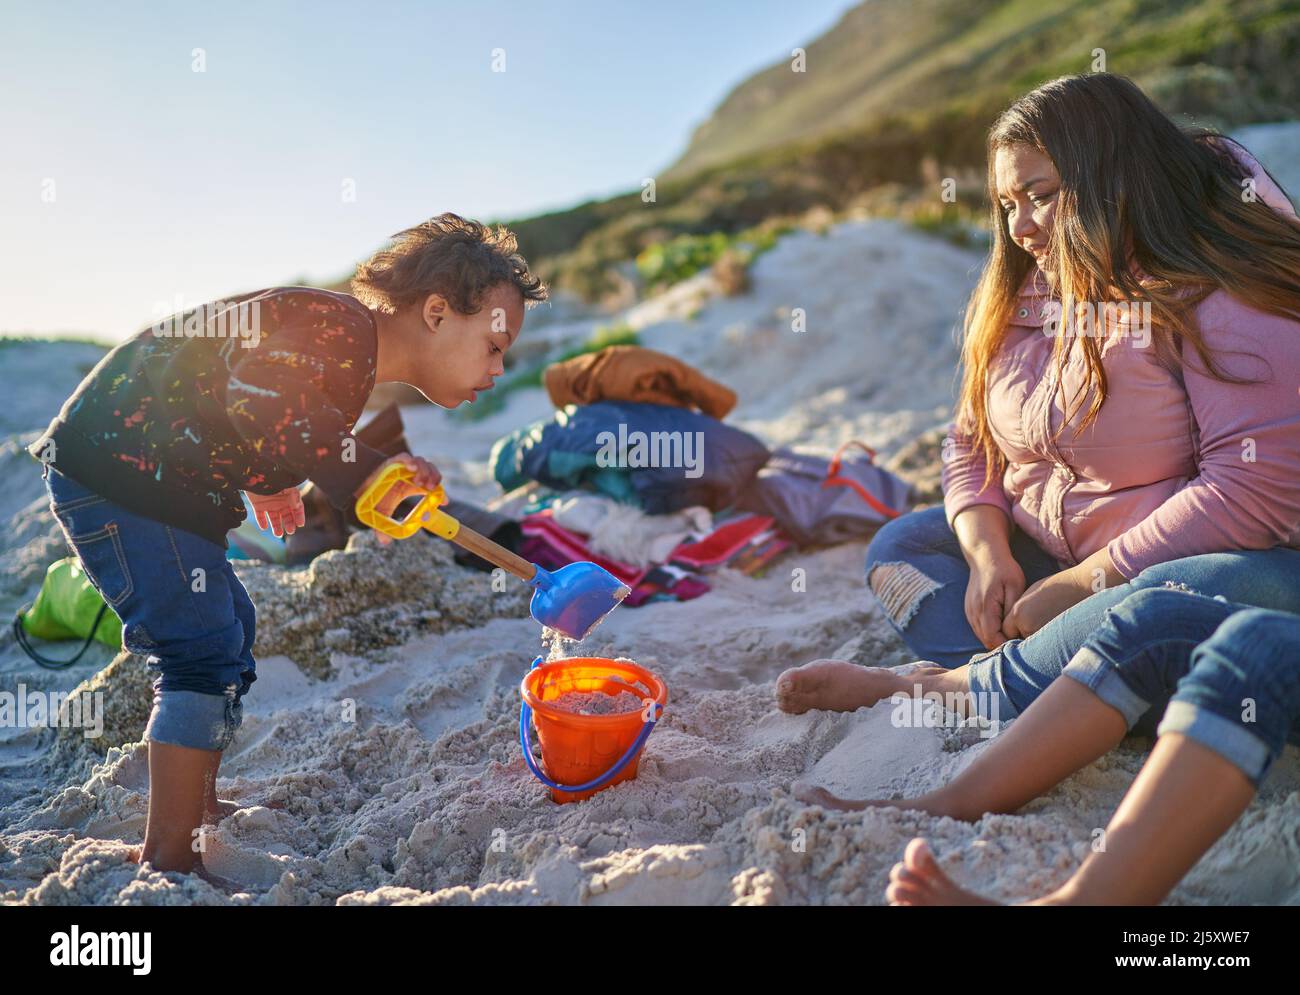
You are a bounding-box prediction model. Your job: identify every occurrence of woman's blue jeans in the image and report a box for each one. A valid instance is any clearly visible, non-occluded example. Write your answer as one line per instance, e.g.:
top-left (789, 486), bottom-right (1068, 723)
top-left (1063, 587), bottom-right (1300, 788)
top-left (45, 466), bottom-right (255, 752)
top-left (865, 506), bottom-right (1300, 722)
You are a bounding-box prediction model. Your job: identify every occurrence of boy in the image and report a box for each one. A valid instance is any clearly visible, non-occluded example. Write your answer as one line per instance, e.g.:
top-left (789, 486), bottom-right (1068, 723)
top-left (29, 213), bottom-right (546, 879)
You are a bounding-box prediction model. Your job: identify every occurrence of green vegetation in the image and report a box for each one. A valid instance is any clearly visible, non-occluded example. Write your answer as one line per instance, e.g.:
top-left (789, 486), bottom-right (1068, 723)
top-left (635, 225), bottom-right (788, 291)
top-left (667, 0), bottom-right (1300, 178)
top-left (902, 203), bottom-right (991, 250)
top-left (504, 103), bottom-right (1003, 300)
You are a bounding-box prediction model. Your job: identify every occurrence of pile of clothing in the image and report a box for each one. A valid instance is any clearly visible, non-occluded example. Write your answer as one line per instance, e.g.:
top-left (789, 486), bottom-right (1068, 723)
top-left (481, 345), bottom-right (914, 607)
top-left (492, 345), bottom-right (765, 513)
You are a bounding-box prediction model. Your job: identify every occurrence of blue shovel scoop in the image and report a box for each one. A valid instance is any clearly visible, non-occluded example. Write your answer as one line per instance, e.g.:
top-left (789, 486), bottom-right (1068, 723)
top-left (355, 464), bottom-right (630, 640)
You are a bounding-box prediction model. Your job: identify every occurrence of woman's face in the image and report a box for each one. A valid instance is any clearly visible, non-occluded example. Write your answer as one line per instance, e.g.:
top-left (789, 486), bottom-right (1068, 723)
top-left (994, 143), bottom-right (1060, 267)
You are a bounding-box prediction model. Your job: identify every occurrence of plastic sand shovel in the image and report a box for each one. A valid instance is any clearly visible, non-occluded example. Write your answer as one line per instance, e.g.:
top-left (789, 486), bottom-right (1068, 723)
top-left (354, 463), bottom-right (630, 640)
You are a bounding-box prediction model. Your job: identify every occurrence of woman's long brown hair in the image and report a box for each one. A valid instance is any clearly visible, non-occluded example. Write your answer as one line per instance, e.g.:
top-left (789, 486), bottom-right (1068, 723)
top-left (957, 72), bottom-right (1300, 490)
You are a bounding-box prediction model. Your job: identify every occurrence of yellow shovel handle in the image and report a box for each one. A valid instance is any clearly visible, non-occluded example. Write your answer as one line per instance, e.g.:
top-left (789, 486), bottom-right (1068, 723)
top-left (354, 463), bottom-right (461, 540)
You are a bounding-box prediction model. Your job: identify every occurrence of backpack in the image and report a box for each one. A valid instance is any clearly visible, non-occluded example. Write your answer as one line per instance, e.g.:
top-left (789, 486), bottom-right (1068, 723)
top-left (737, 440), bottom-right (913, 547)
top-left (13, 557), bottom-right (122, 669)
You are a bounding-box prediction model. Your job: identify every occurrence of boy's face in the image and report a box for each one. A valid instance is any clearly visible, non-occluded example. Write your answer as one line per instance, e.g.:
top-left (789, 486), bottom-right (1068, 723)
top-left (416, 283), bottom-right (525, 407)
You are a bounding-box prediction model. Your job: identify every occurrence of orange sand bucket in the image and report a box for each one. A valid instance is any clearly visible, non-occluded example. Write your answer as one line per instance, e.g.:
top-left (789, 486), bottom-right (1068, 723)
top-left (520, 656), bottom-right (668, 803)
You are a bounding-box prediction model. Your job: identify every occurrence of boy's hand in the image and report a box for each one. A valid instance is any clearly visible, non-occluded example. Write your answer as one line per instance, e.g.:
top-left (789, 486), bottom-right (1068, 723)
top-left (245, 487), bottom-right (306, 537)
top-left (1001, 570), bottom-right (1086, 639)
top-left (356, 453), bottom-right (443, 545)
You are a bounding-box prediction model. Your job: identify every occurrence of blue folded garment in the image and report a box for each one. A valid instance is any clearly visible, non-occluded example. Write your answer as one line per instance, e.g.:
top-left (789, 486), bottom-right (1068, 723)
top-left (491, 402), bottom-right (770, 513)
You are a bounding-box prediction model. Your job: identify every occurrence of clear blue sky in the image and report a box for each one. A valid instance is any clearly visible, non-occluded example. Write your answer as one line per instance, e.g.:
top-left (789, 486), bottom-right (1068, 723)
top-left (1, 0), bottom-right (854, 340)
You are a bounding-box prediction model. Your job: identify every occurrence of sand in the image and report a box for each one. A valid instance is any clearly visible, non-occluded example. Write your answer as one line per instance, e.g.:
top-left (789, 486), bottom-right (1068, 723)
top-left (4, 172), bottom-right (1300, 904)
top-left (546, 691), bottom-right (646, 715)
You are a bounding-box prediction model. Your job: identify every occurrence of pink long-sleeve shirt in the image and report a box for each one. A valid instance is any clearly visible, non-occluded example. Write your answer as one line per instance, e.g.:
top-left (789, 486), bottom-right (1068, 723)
top-left (942, 143), bottom-right (1300, 579)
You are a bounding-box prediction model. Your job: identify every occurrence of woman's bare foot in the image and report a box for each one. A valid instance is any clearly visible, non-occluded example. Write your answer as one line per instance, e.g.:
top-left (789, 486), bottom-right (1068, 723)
top-left (775, 659), bottom-right (907, 714)
top-left (886, 838), bottom-right (997, 906)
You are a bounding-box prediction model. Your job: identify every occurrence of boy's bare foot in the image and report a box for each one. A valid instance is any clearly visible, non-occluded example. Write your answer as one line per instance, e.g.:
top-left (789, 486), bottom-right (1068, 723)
top-left (194, 860), bottom-right (243, 894)
top-left (129, 838), bottom-right (238, 890)
top-left (775, 659), bottom-right (906, 714)
top-left (202, 799), bottom-right (242, 825)
top-left (886, 838), bottom-right (997, 906)
top-left (130, 849), bottom-right (240, 891)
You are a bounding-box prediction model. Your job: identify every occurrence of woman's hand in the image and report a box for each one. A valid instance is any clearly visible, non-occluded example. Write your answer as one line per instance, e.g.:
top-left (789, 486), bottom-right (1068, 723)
top-left (245, 487), bottom-right (306, 537)
top-left (1002, 548), bottom-right (1123, 640)
top-left (964, 551), bottom-right (1026, 650)
top-left (355, 453), bottom-right (443, 545)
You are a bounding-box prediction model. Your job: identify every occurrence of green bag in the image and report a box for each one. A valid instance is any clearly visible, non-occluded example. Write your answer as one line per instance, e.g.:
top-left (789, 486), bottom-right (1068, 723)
top-left (14, 557), bottom-right (123, 669)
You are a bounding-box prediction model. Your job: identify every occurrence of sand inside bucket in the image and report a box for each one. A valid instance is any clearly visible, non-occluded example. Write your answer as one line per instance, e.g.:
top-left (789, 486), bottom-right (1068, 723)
top-left (547, 688), bottom-right (647, 716)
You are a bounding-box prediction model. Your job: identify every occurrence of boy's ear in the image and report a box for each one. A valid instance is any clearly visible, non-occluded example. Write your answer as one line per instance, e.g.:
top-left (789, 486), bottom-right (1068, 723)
top-left (422, 293), bottom-right (449, 331)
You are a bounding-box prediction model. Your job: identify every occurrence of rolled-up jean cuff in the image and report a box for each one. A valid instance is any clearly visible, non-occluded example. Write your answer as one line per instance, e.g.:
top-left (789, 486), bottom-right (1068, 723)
top-left (965, 651), bottom-right (1020, 722)
top-left (1156, 700), bottom-right (1272, 788)
top-left (1061, 647), bottom-right (1153, 728)
top-left (144, 689), bottom-right (242, 752)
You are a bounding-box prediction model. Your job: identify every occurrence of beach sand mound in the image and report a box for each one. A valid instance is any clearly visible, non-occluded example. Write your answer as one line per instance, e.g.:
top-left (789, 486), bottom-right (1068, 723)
top-left (235, 530), bottom-right (533, 679)
top-left (49, 651), bottom-right (155, 767)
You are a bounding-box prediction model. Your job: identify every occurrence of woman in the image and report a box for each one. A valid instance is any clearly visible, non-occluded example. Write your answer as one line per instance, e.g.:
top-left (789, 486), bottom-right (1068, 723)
top-left (777, 73), bottom-right (1300, 725)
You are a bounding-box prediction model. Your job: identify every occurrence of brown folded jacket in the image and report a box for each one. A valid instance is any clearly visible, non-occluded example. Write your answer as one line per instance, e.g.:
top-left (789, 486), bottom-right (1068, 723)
top-left (543, 345), bottom-right (737, 420)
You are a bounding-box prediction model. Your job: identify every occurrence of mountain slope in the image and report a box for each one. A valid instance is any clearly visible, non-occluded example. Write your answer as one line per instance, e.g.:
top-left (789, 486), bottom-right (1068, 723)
top-left (668, 0), bottom-right (1300, 177)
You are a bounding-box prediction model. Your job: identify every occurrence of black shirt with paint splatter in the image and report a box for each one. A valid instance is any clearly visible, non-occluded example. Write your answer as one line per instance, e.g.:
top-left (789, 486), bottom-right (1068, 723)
top-left (30, 287), bottom-right (390, 546)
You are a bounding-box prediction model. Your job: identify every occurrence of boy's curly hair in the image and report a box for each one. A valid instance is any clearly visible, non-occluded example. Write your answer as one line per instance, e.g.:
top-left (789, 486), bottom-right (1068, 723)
top-left (351, 213), bottom-right (548, 315)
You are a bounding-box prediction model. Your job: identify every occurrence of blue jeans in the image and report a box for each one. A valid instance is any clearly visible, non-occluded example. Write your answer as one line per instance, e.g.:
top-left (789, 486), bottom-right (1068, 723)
top-left (1063, 588), bottom-right (1300, 788)
top-left (45, 466), bottom-right (255, 751)
top-left (866, 506), bottom-right (1300, 721)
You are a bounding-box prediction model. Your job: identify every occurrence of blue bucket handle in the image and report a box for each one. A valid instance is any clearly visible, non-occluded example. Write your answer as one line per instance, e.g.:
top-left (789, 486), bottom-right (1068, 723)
top-left (519, 655), bottom-right (662, 795)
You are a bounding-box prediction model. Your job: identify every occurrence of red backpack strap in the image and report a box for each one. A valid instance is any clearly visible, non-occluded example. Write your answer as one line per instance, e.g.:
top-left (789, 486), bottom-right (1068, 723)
top-left (820, 440), bottom-right (901, 520)
top-left (826, 439), bottom-right (877, 474)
